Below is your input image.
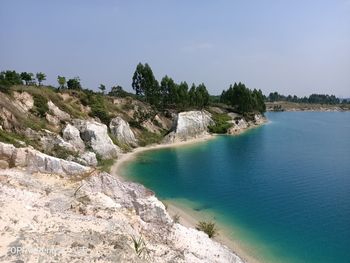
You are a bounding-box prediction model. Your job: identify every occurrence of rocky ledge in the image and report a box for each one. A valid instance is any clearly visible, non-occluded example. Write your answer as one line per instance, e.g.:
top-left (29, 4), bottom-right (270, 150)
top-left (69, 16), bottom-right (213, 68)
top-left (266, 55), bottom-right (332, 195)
top-left (0, 163), bottom-right (243, 262)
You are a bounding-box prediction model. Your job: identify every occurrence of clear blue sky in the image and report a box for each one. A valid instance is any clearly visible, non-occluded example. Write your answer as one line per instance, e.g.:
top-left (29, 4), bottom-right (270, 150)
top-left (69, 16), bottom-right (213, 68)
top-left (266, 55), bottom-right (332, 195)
top-left (1, 0), bottom-right (349, 96)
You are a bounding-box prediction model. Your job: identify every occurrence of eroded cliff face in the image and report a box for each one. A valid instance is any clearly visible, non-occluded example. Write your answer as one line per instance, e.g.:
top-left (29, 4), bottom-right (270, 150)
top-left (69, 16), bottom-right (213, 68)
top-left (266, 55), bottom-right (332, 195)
top-left (109, 116), bottom-right (137, 147)
top-left (0, 142), bottom-right (90, 176)
top-left (0, 163), bottom-right (243, 263)
top-left (227, 113), bottom-right (266, 135)
top-left (164, 111), bottom-right (214, 143)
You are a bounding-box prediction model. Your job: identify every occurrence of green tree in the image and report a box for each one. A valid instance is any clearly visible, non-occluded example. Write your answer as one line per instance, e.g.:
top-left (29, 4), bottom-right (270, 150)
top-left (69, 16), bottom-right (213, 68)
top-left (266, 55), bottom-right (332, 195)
top-left (189, 84), bottom-right (197, 107)
top-left (220, 82), bottom-right (266, 114)
top-left (196, 83), bottom-right (209, 108)
top-left (36, 72), bottom-right (46, 86)
top-left (20, 72), bottom-right (34, 85)
top-left (109, 85), bottom-right (130, 97)
top-left (57, 76), bottom-right (66, 89)
top-left (0, 70), bottom-right (22, 86)
top-left (160, 75), bottom-right (177, 108)
top-left (99, 84), bottom-right (106, 94)
top-left (176, 81), bottom-right (189, 109)
top-left (132, 63), bottom-right (160, 106)
top-left (67, 77), bottom-right (81, 90)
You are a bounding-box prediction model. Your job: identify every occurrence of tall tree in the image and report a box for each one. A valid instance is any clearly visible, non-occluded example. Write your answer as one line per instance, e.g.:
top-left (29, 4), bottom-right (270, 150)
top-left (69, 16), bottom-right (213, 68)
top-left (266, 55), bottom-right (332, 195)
top-left (132, 63), bottom-right (160, 106)
top-left (0, 70), bottom-right (22, 86)
top-left (57, 76), bottom-right (66, 89)
top-left (20, 72), bottom-right (34, 85)
top-left (36, 72), bottom-right (46, 86)
top-left (99, 84), bottom-right (106, 94)
top-left (160, 75), bottom-right (177, 108)
top-left (67, 77), bottom-right (81, 90)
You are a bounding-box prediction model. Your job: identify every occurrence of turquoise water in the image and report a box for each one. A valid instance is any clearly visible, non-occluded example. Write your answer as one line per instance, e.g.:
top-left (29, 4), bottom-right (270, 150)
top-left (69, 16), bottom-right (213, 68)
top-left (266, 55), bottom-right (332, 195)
top-left (122, 112), bottom-right (350, 263)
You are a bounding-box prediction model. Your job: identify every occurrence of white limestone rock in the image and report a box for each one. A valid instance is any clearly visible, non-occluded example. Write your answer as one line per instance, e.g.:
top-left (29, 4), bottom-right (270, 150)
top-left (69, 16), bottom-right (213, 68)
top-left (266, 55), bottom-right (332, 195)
top-left (0, 142), bottom-right (89, 176)
top-left (109, 116), bottom-right (137, 147)
top-left (73, 120), bottom-right (120, 159)
top-left (13, 91), bottom-right (34, 113)
top-left (47, 100), bottom-right (70, 121)
top-left (164, 110), bottom-right (214, 143)
top-left (77, 151), bottom-right (98, 167)
top-left (62, 123), bottom-right (86, 152)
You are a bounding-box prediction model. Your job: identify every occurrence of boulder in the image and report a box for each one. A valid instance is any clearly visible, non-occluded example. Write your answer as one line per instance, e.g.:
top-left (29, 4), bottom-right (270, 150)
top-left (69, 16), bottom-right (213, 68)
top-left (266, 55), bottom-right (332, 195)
top-left (47, 101), bottom-right (70, 121)
top-left (40, 129), bottom-right (77, 152)
top-left (13, 91), bottom-right (34, 113)
top-left (77, 151), bottom-right (98, 167)
top-left (62, 124), bottom-right (86, 152)
top-left (0, 142), bottom-right (90, 176)
top-left (73, 120), bottom-right (120, 159)
top-left (164, 110), bottom-right (214, 143)
top-left (133, 196), bottom-right (172, 224)
top-left (109, 117), bottom-right (137, 147)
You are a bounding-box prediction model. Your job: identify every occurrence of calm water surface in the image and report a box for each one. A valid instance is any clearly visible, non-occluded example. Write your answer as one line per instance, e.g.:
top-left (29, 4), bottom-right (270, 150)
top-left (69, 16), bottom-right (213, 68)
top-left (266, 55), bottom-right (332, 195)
top-left (122, 112), bottom-right (350, 263)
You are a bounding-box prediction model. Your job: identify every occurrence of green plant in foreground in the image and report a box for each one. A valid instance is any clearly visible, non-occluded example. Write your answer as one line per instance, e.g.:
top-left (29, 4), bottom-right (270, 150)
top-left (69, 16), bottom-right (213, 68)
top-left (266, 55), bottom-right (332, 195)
top-left (173, 213), bottom-right (180, 223)
top-left (131, 235), bottom-right (149, 259)
top-left (96, 156), bottom-right (114, 173)
top-left (196, 221), bottom-right (219, 238)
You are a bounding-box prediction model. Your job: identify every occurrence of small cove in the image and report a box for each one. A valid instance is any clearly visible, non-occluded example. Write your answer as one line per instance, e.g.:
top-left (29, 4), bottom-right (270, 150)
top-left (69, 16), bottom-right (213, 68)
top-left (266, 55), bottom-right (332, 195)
top-left (121, 112), bottom-right (350, 263)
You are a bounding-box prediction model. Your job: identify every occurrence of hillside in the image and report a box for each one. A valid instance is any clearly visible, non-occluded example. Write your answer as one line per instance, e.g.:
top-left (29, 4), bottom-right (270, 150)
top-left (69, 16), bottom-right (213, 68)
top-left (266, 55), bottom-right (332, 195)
top-left (0, 84), bottom-right (266, 262)
top-left (0, 85), bottom-right (265, 168)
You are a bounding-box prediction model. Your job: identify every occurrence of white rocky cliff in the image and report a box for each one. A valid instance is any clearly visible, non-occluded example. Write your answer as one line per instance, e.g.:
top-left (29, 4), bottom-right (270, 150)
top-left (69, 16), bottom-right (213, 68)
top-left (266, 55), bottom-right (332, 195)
top-left (0, 142), bottom-right (90, 176)
top-left (109, 116), bottom-right (137, 147)
top-left (0, 155), bottom-right (244, 263)
top-left (164, 110), bottom-right (214, 143)
top-left (72, 120), bottom-right (120, 159)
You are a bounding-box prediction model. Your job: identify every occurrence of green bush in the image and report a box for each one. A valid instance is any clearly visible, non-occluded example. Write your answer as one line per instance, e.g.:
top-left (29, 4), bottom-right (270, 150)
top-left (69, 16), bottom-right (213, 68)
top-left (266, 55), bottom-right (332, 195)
top-left (32, 93), bottom-right (49, 117)
top-left (96, 154), bottom-right (115, 172)
top-left (138, 130), bottom-right (163, 146)
top-left (196, 221), bottom-right (219, 238)
top-left (208, 113), bottom-right (232, 134)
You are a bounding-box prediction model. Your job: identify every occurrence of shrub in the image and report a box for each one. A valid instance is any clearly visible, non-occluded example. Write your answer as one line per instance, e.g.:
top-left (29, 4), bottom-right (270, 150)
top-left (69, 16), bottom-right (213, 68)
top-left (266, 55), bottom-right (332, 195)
top-left (138, 130), bottom-right (163, 146)
top-left (208, 113), bottom-right (232, 134)
top-left (32, 93), bottom-right (49, 117)
top-left (96, 155), bottom-right (114, 172)
top-left (196, 221), bottom-right (218, 238)
top-left (173, 213), bottom-right (180, 223)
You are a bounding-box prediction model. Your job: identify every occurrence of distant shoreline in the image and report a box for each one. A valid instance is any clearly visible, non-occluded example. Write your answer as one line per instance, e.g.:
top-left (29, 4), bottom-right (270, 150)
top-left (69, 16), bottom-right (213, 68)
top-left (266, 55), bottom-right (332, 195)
top-left (266, 101), bottom-right (350, 112)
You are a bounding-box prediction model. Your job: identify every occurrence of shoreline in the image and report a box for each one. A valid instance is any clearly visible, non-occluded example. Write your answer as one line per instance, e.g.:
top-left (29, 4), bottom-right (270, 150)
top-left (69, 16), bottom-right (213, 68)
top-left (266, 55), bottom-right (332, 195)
top-left (110, 133), bottom-right (216, 178)
top-left (110, 124), bottom-right (267, 263)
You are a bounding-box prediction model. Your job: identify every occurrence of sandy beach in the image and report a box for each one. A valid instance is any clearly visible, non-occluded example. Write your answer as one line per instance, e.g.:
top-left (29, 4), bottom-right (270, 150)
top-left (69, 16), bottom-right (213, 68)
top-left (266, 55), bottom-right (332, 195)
top-left (110, 133), bottom-right (264, 263)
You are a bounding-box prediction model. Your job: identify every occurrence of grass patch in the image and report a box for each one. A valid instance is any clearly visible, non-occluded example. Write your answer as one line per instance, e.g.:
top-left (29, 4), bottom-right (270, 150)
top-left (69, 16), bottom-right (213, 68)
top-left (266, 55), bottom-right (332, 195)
top-left (0, 129), bottom-right (41, 148)
top-left (96, 155), bottom-right (115, 173)
top-left (138, 130), bottom-right (164, 146)
top-left (196, 221), bottom-right (219, 238)
top-left (109, 133), bottom-right (132, 152)
top-left (0, 129), bottom-right (24, 147)
top-left (208, 112), bottom-right (232, 134)
top-left (32, 93), bottom-right (49, 117)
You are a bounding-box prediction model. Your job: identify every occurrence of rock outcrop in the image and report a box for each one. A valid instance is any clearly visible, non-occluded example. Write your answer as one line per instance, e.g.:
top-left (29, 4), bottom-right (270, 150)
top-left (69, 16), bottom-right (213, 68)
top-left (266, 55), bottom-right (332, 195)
top-left (62, 123), bottom-right (86, 152)
top-left (227, 113), bottom-right (266, 135)
top-left (0, 166), bottom-right (243, 263)
top-left (164, 110), bottom-right (214, 143)
top-left (47, 101), bottom-right (71, 121)
top-left (13, 91), bottom-right (34, 113)
top-left (109, 117), bottom-right (137, 147)
top-left (73, 120), bottom-right (120, 159)
top-left (76, 151), bottom-right (98, 167)
top-left (0, 142), bottom-right (90, 176)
